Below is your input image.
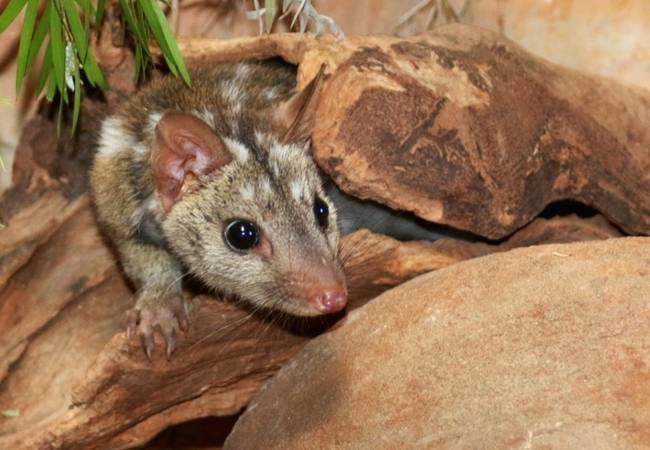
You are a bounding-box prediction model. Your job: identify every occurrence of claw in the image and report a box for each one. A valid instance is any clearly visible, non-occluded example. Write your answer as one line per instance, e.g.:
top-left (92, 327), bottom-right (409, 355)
top-left (159, 311), bottom-right (178, 360)
top-left (125, 294), bottom-right (190, 359)
top-left (178, 318), bottom-right (189, 333)
top-left (173, 300), bottom-right (191, 333)
top-left (126, 309), bottom-right (140, 340)
top-left (165, 331), bottom-right (177, 360)
top-left (142, 332), bottom-right (155, 361)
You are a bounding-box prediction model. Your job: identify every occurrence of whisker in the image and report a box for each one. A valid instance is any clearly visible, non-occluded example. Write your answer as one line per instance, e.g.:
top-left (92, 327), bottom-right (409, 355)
top-left (165, 269), bottom-right (192, 295)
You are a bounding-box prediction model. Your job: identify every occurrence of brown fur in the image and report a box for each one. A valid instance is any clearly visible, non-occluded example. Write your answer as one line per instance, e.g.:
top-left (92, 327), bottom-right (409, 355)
top-left (90, 60), bottom-right (345, 357)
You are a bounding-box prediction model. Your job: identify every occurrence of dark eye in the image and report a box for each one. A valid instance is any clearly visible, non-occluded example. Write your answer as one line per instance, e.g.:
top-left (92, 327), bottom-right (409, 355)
top-left (313, 196), bottom-right (329, 228)
top-left (224, 220), bottom-right (259, 251)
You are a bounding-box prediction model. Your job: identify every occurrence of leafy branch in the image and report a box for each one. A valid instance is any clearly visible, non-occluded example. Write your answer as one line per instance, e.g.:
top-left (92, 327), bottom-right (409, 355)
top-left (119, 0), bottom-right (190, 86)
top-left (245, 0), bottom-right (343, 38)
top-left (0, 0), bottom-right (343, 134)
top-left (0, 0), bottom-right (190, 132)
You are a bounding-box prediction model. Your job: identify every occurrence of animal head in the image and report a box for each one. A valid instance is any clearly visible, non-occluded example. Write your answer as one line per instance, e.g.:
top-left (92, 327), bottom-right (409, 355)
top-left (154, 67), bottom-right (347, 316)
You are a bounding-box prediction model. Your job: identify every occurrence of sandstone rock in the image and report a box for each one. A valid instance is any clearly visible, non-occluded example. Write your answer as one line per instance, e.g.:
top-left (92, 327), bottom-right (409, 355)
top-left (342, 214), bottom-right (622, 305)
top-left (0, 23), bottom-right (640, 449)
top-left (0, 107), bottom-right (620, 450)
top-left (469, 0), bottom-right (650, 92)
top-left (307, 28), bottom-right (650, 239)
top-left (225, 237), bottom-right (650, 449)
top-left (174, 27), bottom-right (650, 239)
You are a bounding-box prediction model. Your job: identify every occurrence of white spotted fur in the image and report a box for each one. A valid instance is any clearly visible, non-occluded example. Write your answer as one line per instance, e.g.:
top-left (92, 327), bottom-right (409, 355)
top-left (223, 137), bottom-right (251, 162)
top-left (289, 179), bottom-right (304, 202)
top-left (192, 108), bottom-right (216, 128)
top-left (148, 112), bottom-right (163, 132)
top-left (260, 175), bottom-right (272, 195)
top-left (98, 117), bottom-right (134, 156)
top-left (239, 183), bottom-right (255, 200)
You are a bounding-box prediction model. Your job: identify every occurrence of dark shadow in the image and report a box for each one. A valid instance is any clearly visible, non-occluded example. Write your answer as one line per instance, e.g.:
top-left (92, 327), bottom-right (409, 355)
top-left (139, 413), bottom-right (240, 449)
top-left (539, 199), bottom-right (599, 219)
top-left (323, 175), bottom-right (487, 243)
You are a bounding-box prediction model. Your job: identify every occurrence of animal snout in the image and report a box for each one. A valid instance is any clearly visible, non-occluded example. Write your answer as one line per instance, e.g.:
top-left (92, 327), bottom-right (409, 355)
top-left (282, 263), bottom-right (348, 315)
top-left (313, 290), bottom-right (348, 314)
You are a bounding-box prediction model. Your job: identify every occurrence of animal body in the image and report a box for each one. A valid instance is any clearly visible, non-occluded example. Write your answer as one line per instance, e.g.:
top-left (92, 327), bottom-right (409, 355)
top-left (91, 60), bottom-right (347, 358)
top-left (91, 59), bottom-right (450, 358)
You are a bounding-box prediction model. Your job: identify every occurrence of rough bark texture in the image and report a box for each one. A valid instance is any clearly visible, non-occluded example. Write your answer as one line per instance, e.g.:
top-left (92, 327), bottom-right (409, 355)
top-left (0, 26), bottom-right (640, 449)
top-left (225, 237), bottom-right (650, 450)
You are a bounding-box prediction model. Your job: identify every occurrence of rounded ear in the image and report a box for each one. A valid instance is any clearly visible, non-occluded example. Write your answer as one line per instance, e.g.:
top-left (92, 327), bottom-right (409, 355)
top-left (152, 112), bottom-right (232, 212)
top-left (272, 64), bottom-right (327, 145)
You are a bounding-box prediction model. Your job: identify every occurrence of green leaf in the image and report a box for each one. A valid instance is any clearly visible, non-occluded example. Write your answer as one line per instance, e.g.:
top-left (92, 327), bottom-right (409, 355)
top-left (36, 41), bottom-right (52, 95)
top-left (25, 2), bottom-right (51, 75)
top-left (134, 0), bottom-right (149, 41)
top-left (119, 0), bottom-right (148, 49)
top-left (0, 0), bottom-right (27, 33)
top-left (71, 69), bottom-right (81, 132)
top-left (83, 50), bottom-right (106, 89)
top-left (49, 2), bottom-right (66, 99)
top-left (121, 0), bottom-right (155, 83)
top-left (138, 0), bottom-right (174, 73)
top-left (15, 0), bottom-right (38, 94)
top-left (134, 44), bottom-right (145, 81)
top-left (56, 95), bottom-right (64, 134)
top-left (140, 0), bottom-right (190, 85)
top-left (95, 0), bottom-right (105, 27)
top-left (75, 0), bottom-right (94, 31)
top-left (46, 70), bottom-right (57, 102)
top-left (63, 0), bottom-right (88, 61)
top-left (67, 0), bottom-right (106, 91)
top-left (74, 0), bottom-right (93, 18)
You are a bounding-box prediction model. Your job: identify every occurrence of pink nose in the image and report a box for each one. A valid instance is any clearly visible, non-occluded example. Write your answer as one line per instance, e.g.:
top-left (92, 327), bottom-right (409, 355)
top-left (314, 291), bottom-right (348, 314)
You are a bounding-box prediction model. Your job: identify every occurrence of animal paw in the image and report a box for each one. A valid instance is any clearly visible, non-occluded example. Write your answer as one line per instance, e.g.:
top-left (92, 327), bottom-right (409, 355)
top-left (126, 292), bottom-right (190, 360)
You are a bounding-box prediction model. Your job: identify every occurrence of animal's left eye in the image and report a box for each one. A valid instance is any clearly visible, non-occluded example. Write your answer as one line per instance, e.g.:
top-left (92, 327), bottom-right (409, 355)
top-left (224, 219), bottom-right (260, 251)
top-left (313, 196), bottom-right (329, 228)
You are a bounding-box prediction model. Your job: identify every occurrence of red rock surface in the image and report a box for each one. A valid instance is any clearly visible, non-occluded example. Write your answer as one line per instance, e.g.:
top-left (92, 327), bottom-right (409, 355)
top-left (0, 12), bottom-right (645, 447)
top-left (0, 25), bottom-right (636, 447)
top-left (225, 237), bottom-right (650, 449)
top-left (306, 27), bottom-right (650, 239)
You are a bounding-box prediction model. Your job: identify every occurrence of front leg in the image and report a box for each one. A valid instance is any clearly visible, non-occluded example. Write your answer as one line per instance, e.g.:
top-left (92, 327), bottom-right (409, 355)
top-left (118, 239), bottom-right (190, 359)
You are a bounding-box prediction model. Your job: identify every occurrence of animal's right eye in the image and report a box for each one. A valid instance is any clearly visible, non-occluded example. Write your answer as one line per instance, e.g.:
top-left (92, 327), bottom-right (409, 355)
top-left (313, 196), bottom-right (329, 229)
top-left (224, 220), bottom-right (259, 251)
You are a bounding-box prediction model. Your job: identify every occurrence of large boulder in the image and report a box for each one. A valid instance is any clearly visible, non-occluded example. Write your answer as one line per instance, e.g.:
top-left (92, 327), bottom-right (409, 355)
top-left (225, 237), bottom-right (650, 449)
top-left (0, 24), bottom-right (641, 448)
